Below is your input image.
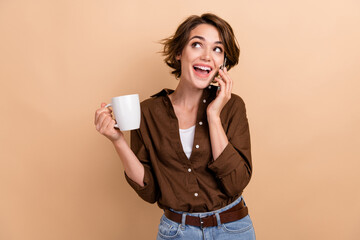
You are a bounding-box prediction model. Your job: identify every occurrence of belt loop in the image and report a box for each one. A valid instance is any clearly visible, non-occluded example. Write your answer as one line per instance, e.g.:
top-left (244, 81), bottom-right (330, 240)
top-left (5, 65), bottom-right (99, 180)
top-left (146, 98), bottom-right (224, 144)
top-left (242, 197), bottom-right (247, 207)
top-left (238, 195), bottom-right (243, 205)
top-left (215, 212), bottom-right (221, 229)
top-left (181, 213), bottom-right (186, 230)
top-left (199, 216), bottom-right (204, 230)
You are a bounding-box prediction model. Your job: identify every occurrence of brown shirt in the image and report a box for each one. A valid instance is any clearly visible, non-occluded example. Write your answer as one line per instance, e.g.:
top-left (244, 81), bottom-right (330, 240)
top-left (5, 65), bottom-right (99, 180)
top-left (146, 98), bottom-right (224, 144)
top-left (125, 86), bottom-right (252, 212)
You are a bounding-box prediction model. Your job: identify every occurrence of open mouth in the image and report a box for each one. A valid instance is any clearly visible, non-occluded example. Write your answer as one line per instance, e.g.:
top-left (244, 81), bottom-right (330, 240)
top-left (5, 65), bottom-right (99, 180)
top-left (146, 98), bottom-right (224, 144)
top-left (193, 64), bottom-right (213, 77)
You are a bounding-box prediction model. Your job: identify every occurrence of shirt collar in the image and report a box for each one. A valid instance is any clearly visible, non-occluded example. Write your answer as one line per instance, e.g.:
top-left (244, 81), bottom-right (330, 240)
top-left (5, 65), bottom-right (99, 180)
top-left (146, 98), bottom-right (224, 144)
top-left (150, 85), bottom-right (217, 99)
top-left (150, 88), bottom-right (174, 97)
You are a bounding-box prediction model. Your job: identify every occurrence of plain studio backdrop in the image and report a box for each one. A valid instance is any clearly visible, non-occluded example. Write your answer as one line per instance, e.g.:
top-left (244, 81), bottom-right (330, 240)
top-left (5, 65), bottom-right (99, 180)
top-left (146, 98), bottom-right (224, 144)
top-left (1, 0), bottom-right (360, 239)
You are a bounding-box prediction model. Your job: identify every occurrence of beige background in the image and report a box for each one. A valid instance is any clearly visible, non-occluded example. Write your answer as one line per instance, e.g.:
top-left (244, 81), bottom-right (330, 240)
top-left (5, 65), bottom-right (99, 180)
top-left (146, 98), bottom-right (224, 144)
top-left (1, 0), bottom-right (360, 239)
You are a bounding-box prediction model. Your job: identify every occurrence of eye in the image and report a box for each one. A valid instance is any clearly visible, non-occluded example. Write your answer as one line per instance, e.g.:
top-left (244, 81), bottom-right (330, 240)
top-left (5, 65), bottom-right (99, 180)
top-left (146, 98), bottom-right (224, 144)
top-left (191, 42), bottom-right (201, 48)
top-left (214, 47), bottom-right (223, 53)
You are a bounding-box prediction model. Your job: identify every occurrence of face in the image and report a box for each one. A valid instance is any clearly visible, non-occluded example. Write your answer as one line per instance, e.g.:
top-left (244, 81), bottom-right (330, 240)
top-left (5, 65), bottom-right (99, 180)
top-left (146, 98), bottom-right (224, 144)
top-left (177, 24), bottom-right (225, 89)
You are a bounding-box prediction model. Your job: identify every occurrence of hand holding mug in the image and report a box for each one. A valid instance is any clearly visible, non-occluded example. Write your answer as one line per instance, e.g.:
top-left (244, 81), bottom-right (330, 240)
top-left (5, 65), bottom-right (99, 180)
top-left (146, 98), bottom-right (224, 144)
top-left (95, 103), bottom-right (123, 142)
top-left (95, 94), bottom-right (141, 142)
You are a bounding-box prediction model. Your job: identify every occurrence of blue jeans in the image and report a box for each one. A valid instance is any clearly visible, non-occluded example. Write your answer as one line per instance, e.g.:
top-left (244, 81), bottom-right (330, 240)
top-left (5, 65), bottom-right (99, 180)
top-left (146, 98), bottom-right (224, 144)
top-left (156, 196), bottom-right (256, 240)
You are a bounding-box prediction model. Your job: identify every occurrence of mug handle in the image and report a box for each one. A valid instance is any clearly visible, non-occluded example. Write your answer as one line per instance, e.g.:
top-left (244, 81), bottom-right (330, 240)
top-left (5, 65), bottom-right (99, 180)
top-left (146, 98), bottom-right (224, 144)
top-left (104, 103), bottom-right (119, 129)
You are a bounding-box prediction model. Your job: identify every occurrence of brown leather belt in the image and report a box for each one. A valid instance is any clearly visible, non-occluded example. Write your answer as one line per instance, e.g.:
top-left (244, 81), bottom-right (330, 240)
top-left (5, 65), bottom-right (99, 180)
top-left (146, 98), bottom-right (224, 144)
top-left (164, 199), bottom-right (248, 228)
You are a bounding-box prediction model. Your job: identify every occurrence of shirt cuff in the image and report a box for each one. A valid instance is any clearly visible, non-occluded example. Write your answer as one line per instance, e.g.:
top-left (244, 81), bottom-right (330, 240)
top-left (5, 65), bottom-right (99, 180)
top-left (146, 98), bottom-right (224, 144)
top-left (208, 143), bottom-right (241, 179)
top-left (124, 170), bottom-right (150, 192)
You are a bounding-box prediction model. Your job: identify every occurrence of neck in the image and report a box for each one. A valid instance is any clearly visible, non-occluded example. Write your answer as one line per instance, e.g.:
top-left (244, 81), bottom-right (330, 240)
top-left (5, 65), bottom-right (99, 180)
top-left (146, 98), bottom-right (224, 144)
top-left (169, 80), bottom-right (203, 110)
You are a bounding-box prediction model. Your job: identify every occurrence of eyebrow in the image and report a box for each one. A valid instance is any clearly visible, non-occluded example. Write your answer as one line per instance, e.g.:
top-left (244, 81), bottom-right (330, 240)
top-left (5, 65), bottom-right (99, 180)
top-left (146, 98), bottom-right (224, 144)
top-left (189, 35), bottom-right (223, 45)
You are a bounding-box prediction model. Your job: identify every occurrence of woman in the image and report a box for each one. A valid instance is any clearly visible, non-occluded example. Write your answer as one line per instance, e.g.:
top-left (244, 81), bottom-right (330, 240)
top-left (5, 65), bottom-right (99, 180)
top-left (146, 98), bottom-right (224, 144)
top-left (95, 13), bottom-right (255, 239)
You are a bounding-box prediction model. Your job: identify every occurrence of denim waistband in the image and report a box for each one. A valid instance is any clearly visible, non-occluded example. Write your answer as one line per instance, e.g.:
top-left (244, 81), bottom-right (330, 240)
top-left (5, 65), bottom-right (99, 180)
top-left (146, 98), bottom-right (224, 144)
top-left (169, 195), bottom-right (244, 218)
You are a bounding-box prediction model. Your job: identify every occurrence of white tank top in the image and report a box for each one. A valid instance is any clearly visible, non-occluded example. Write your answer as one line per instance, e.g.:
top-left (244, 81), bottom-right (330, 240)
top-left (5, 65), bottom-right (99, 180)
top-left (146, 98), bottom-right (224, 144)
top-left (179, 125), bottom-right (196, 159)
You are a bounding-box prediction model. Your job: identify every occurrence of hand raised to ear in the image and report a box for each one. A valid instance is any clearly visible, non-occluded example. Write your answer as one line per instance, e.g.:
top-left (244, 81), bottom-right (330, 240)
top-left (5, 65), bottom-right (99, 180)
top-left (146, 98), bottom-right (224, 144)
top-left (207, 67), bottom-right (232, 118)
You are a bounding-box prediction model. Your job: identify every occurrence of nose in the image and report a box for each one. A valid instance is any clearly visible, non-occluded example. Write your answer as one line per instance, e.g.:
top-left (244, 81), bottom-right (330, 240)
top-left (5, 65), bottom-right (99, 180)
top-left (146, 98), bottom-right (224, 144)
top-left (200, 48), bottom-right (211, 61)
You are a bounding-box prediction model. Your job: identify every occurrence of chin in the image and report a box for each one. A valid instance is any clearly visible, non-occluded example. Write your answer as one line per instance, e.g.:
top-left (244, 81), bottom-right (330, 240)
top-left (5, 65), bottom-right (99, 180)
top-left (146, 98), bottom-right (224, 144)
top-left (193, 79), bottom-right (212, 89)
top-left (192, 74), bottom-right (215, 89)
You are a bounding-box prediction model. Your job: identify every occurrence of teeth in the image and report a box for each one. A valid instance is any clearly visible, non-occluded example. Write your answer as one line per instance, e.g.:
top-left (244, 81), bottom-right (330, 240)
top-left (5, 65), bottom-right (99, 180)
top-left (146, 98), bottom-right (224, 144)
top-left (194, 65), bottom-right (212, 71)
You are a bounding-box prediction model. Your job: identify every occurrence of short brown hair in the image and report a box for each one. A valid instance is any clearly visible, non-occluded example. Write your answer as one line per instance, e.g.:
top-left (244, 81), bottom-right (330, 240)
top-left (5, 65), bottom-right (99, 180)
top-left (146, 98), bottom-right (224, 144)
top-left (161, 13), bottom-right (240, 78)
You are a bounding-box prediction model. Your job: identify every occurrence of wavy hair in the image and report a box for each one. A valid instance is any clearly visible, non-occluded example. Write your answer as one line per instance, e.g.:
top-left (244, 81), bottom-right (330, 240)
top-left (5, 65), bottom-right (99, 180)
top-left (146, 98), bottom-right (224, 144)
top-left (160, 13), bottom-right (240, 78)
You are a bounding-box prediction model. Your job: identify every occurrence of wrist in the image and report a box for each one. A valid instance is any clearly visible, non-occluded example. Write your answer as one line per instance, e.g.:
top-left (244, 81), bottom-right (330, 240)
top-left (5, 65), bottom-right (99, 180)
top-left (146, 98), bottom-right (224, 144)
top-left (207, 113), bottom-right (221, 124)
top-left (111, 134), bottom-right (126, 147)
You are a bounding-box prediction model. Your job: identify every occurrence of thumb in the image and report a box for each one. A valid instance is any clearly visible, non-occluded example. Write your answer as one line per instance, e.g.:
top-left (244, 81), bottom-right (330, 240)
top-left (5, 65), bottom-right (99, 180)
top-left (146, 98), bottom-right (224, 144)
top-left (100, 102), bottom-right (112, 113)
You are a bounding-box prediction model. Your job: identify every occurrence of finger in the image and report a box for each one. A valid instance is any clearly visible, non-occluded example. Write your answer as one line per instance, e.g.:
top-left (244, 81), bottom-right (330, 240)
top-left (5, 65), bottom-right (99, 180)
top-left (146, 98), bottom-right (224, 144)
top-left (106, 119), bottom-right (120, 131)
top-left (95, 104), bottom-right (107, 124)
top-left (218, 69), bottom-right (229, 89)
top-left (224, 67), bottom-right (232, 94)
top-left (100, 103), bottom-right (113, 113)
top-left (219, 68), bottom-right (232, 95)
top-left (95, 103), bottom-right (112, 125)
top-left (95, 109), bottom-right (111, 127)
top-left (96, 112), bottom-right (106, 131)
top-left (106, 118), bottom-right (116, 130)
top-left (229, 75), bottom-right (233, 94)
top-left (214, 77), bottom-right (226, 96)
top-left (96, 112), bottom-right (111, 131)
top-left (99, 115), bottom-right (113, 134)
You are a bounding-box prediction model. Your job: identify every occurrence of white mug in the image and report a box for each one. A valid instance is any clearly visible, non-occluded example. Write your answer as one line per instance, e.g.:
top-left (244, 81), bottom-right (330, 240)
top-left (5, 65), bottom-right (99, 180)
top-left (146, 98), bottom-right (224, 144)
top-left (105, 94), bottom-right (141, 131)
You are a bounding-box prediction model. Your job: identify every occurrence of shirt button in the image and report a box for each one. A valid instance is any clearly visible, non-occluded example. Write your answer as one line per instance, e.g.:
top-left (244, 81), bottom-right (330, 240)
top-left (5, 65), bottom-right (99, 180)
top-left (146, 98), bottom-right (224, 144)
top-left (194, 193), bottom-right (199, 197)
top-left (199, 121), bottom-right (203, 126)
top-left (203, 99), bottom-right (206, 103)
top-left (195, 145), bottom-right (199, 149)
top-left (188, 168), bottom-right (192, 172)
top-left (208, 85), bottom-right (212, 89)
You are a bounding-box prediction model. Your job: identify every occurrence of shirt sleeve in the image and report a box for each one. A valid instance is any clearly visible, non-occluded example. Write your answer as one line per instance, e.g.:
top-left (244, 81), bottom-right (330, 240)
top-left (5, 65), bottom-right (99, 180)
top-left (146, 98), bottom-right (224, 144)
top-left (124, 128), bottom-right (159, 204)
top-left (207, 96), bottom-right (252, 197)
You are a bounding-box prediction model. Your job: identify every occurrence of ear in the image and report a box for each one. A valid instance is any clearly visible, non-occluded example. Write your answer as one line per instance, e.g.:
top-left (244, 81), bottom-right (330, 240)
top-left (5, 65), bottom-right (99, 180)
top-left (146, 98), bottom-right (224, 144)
top-left (175, 53), bottom-right (181, 61)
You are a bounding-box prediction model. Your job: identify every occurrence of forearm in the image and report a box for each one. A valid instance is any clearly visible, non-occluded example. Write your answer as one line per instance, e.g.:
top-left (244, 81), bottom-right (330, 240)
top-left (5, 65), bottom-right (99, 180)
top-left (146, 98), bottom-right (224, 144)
top-left (112, 137), bottom-right (145, 187)
top-left (207, 115), bottom-right (228, 160)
